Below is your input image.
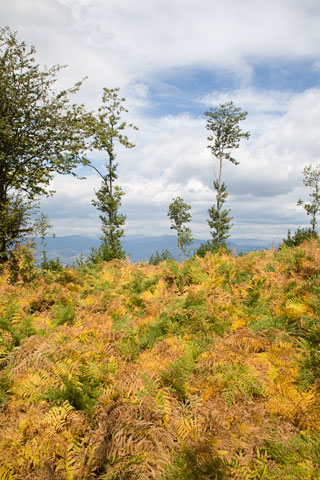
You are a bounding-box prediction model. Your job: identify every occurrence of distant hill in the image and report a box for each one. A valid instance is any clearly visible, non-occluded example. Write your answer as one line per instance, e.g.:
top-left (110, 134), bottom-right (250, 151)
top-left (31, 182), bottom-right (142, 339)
top-left (33, 235), bottom-right (276, 264)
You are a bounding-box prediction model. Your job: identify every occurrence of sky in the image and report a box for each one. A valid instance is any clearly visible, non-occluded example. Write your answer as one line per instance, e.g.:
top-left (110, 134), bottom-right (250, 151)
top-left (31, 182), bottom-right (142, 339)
top-left (2, 0), bottom-right (320, 241)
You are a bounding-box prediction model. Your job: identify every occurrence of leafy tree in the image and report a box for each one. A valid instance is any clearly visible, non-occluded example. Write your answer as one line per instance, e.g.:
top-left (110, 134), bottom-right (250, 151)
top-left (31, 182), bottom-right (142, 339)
top-left (149, 249), bottom-right (174, 265)
top-left (168, 196), bottom-right (193, 262)
top-left (205, 101), bottom-right (250, 246)
top-left (0, 193), bottom-right (35, 262)
top-left (0, 27), bottom-right (90, 262)
top-left (298, 164), bottom-right (320, 233)
top-left (88, 88), bottom-right (138, 263)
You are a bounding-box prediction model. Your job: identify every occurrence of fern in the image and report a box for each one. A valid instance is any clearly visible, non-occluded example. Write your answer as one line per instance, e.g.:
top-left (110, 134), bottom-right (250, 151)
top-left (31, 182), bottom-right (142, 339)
top-left (164, 445), bottom-right (230, 479)
top-left (0, 468), bottom-right (16, 480)
top-left (43, 400), bottom-right (75, 434)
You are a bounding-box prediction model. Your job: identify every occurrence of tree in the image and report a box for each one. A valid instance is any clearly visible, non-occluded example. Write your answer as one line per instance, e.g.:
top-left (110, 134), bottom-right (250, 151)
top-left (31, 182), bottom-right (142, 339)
top-left (0, 27), bottom-right (90, 262)
top-left (194, 239), bottom-right (221, 258)
top-left (33, 212), bottom-right (59, 269)
top-left (205, 101), bottom-right (250, 246)
top-left (168, 196), bottom-right (193, 262)
top-left (88, 88), bottom-right (138, 263)
top-left (0, 193), bottom-right (35, 262)
top-left (297, 164), bottom-right (320, 233)
top-left (149, 249), bottom-right (174, 265)
top-left (280, 227), bottom-right (317, 249)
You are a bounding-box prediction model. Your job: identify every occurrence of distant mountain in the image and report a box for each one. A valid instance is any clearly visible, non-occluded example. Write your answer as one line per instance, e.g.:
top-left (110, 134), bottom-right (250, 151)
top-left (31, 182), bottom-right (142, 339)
top-left (33, 235), bottom-right (276, 265)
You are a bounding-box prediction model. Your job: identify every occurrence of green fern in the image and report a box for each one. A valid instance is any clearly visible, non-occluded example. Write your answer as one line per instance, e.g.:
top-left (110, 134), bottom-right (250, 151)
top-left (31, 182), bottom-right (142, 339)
top-left (262, 429), bottom-right (320, 478)
top-left (164, 445), bottom-right (230, 479)
top-left (215, 364), bottom-right (266, 406)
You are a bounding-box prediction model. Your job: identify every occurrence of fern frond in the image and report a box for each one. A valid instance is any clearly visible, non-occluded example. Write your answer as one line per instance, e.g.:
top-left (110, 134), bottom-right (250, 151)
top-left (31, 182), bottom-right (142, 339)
top-left (0, 468), bottom-right (16, 480)
top-left (155, 388), bottom-right (172, 425)
top-left (176, 415), bottom-right (197, 443)
top-left (43, 401), bottom-right (75, 434)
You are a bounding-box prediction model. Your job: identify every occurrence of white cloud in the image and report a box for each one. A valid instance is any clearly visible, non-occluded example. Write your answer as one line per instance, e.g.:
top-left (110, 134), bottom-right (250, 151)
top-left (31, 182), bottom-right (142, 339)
top-left (37, 87), bottom-right (320, 239)
top-left (2, 0), bottom-right (320, 240)
top-left (2, 0), bottom-right (320, 95)
top-left (53, 0), bottom-right (320, 76)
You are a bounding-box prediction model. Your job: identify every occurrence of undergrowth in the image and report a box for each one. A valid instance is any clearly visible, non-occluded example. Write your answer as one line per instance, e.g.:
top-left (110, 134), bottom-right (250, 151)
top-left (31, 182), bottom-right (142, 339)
top-left (0, 240), bottom-right (320, 478)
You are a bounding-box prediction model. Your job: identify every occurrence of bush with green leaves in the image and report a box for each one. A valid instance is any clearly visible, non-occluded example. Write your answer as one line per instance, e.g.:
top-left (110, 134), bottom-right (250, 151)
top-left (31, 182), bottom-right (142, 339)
top-left (194, 239), bottom-right (222, 257)
top-left (149, 249), bottom-right (174, 265)
top-left (280, 227), bottom-right (318, 248)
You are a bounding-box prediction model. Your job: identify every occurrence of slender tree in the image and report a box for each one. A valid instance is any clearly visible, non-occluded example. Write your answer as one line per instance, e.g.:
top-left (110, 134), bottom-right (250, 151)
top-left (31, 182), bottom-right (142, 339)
top-left (298, 164), bottom-right (320, 233)
top-left (205, 101), bottom-right (250, 246)
top-left (0, 27), bottom-right (90, 262)
top-left (168, 196), bottom-right (193, 262)
top-left (33, 213), bottom-right (53, 268)
top-left (88, 88), bottom-right (138, 262)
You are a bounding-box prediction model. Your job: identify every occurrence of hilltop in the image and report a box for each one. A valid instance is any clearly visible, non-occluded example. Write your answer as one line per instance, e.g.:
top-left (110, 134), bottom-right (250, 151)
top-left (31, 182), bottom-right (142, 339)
top-left (1, 241), bottom-right (320, 479)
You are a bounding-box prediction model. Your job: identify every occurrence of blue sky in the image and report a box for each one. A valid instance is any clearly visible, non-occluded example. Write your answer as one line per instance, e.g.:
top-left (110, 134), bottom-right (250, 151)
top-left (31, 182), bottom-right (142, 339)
top-left (1, 0), bottom-right (320, 240)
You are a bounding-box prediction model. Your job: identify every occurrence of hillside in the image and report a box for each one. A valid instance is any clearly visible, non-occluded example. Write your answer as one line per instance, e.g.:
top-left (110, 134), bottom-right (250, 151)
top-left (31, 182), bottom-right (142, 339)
top-left (1, 241), bottom-right (320, 479)
top-left (33, 235), bottom-right (274, 264)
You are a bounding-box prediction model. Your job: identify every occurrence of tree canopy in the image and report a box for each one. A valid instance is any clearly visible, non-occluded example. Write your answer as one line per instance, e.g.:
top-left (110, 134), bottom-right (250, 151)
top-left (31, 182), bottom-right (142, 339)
top-left (0, 27), bottom-right (90, 261)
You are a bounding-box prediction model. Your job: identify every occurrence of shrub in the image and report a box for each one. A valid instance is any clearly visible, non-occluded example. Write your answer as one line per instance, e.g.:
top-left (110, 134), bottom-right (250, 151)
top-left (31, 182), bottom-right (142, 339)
top-left (194, 240), bottom-right (222, 257)
top-left (149, 249), bottom-right (174, 265)
top-left (280, 227), bottom-right (318, 248)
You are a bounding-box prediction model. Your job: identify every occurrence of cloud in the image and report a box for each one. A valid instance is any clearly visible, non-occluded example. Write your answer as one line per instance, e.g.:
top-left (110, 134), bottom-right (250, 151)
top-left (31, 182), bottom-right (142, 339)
top-left (2, 0), bottom-right (320, 240)
top-left (3, 0), bottom-right (320, 96)
top-left (35, 85), bottom-right (320, 239)
top-left (54, 0), bottom-right (320, 77)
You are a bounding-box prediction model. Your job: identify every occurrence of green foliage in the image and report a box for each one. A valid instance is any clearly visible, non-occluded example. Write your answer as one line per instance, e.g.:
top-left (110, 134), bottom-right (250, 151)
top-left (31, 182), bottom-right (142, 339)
top-left (160, 345), bottom-right (201, 401)
top-left (165, 445), bottom-right (229, 479)
top-left (3, 243), bottom-right (36, 283)
top-left (44, 373), bottom-right (99, 412)
top-left (194, 239), bottom-right (221, 257)
top-left (262, 429), bottom-right (320, 479)
top-left (280, 227), bottom-right (318, 248)
top-left (0, 194), bottom-right (35, 263)
top-left (249, 315), bottom-right (286, 333)
top-left (213, 363), bottom-right (266, 407)
top-left (88, 88), bottom-right (138, 263)
top-left (53, 303), bottom-right (76, 326)
top-left (205, 101), bottom-right (250, 245)
top-left (168, 197), bottom-right (193, 261)
top-left (90, 185), bottom-right (126, 263)
top-left (298, 163), bottom-right (320, 232)
top-left (43, 257), bottom-right (64, 272)
top-left (0, 304), bottom-right (36, 347)
top-left (0, 27), bottom-right (90, 262)
top-left (33, 213), bottom-right (60, 270)
top-left (207, 181), bottom-right (233, 245)
top-left (149, 249), bottom-right (174, 265)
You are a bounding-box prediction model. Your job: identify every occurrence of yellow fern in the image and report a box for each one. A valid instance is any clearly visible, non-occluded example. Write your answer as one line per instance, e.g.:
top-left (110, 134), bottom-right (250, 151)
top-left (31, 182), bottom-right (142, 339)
top-left (43, 401), bottom-right (75, 434)
top-left (156, 389), bottom-right (171, 426)
top-left (175, 415), bottom-right (199, 443)
top-left (0, 468), bottom-right (16, 480)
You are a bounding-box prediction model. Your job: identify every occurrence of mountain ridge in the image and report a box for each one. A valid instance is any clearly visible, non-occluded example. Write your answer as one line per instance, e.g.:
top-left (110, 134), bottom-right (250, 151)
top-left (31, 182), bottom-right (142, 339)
top-left (33, 234), bottom-right (276, 264)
